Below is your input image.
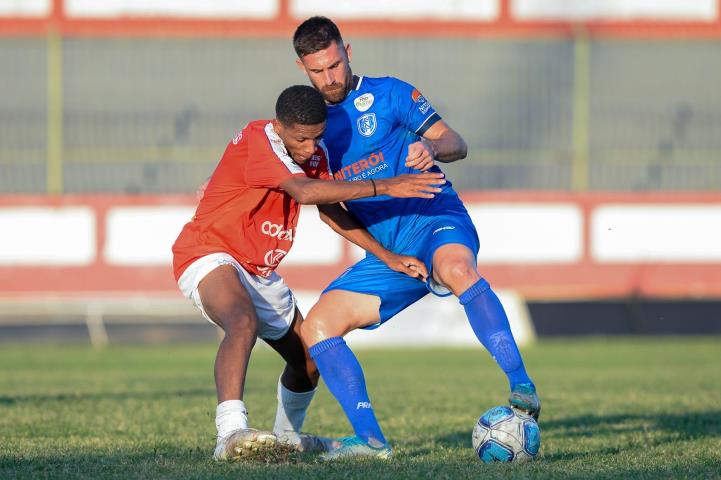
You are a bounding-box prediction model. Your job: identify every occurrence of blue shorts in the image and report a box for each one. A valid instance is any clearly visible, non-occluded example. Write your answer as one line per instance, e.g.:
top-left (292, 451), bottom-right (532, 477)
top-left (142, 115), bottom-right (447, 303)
top-left (323, 212), bottom-right (479, 328)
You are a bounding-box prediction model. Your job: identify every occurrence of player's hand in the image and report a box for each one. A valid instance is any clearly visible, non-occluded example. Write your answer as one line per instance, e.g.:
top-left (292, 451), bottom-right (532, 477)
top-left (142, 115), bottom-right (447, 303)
top-left (405, 139), bottom-right (435, 171)
top-left (382, 253), bottom-right (428, 282)
top-left (377, 172), bottom-right (445, 199)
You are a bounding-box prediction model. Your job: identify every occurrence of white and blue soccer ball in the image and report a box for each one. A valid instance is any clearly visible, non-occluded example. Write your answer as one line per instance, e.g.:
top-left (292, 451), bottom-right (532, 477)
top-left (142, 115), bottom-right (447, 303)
top-left (472, 405), bottom-right (540, 463)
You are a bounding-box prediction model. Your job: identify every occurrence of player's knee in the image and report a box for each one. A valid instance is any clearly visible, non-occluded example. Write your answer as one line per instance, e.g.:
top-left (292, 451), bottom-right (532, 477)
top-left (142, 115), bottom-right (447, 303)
top-left (299, 316), bottom-right (324, 345)
top-left (436, 259), bottom-right (480, 290)
top-left (300, 304), bottom-right (338, 342)
top-left (206, 299), bottom-right (257, 336)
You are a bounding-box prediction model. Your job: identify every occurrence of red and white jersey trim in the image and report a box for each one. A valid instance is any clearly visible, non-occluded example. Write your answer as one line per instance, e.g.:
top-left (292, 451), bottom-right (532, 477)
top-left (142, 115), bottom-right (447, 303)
top-left (264, 122), bottom-right (304, 175)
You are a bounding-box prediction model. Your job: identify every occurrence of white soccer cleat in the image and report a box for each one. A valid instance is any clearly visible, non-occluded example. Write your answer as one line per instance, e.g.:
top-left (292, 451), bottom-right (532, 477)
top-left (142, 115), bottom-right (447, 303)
top-left (275, 430), bottom-right (336, 453)
top-left (213, 428), bottom-right (278, 461)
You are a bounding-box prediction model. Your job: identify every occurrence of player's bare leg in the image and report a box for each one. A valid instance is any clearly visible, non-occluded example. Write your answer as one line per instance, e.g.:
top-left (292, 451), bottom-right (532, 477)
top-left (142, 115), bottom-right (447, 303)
top-left (432, 244), bottom-right (540, 419)
top-left (301, 290), bottom-right (380, 345)
top-left (197, 265), bottom-right (277, 460)
top-left (264, 308), bottom-right (333, 453)
top-left (301, 291), bottom-right (393, 460)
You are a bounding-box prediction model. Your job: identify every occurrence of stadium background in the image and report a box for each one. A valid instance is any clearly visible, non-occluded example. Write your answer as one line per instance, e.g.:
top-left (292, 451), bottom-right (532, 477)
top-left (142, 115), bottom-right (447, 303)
top-left (1, 0), bottom-right (721, 344)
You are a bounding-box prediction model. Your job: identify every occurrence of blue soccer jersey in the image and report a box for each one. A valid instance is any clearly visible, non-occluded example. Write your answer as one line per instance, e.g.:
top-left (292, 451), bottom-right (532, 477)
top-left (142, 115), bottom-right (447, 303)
top-left (324, 76), bottom-right (472, 254)
top-left (322, 76), bottom-right (480, 323)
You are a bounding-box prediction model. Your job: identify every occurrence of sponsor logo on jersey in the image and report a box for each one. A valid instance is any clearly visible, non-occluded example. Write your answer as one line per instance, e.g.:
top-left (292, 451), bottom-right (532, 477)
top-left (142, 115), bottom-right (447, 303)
top-left (356, 401), bottom-right (372, 410)
top-left (232, 131), bottom-right (243, 145)
top-left (309, 154), bottom-right (321, 168)
top-left (411, 89), bottom-right (432, 115)
top-left (333, 151), bottom-right (386, 180)
top-left (261, 221), bottom-right (294, 241)
top-left (432, 226), bottom-right (456, 235)
top-left (357, 113), bottom-right (377, 137)
top-left (263, 248), bottom-right (287, 268)
top-left (354, 93), bottom-right (374, 112)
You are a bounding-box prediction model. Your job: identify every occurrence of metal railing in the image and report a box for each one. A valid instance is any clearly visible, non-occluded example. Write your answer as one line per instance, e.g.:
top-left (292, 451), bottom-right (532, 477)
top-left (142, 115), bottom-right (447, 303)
top-left (1, 35), bottom-right (720, 193)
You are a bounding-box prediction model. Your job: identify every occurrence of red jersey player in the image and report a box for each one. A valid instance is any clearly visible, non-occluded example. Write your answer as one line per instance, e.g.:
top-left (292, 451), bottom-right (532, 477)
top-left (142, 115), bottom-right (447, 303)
top-left (172, 85), bottom-right (445, 460)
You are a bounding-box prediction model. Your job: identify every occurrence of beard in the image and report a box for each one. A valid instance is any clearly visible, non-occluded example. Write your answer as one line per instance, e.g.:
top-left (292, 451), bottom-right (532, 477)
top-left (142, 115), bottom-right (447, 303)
top-left (320, 83), bottom-right (348, 104)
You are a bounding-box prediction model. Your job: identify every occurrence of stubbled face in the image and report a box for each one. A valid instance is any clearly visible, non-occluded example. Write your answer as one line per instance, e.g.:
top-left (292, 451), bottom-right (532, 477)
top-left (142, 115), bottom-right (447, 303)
top-left (272, 119), bottom-right (325, 164)
top-left (296, 41), bottom-right (353, 105)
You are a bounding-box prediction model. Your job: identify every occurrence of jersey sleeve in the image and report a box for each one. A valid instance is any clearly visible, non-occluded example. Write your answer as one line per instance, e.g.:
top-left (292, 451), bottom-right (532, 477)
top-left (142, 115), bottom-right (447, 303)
top-left (391, 78), bottom-right (442, 137)
top-left (245, 124), bottom-right (306, 188)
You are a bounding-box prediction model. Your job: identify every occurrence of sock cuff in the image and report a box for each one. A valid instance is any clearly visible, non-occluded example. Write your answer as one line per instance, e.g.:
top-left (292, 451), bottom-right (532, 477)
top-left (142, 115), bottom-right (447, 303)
top-left (458, 278), bottom-right (491, 305)
top-left (308, 336), bottom-right (345, 359)
top-left (217, 399), bottom-right (247, 415)
top-left (278, 376), bottom-right (317, 402)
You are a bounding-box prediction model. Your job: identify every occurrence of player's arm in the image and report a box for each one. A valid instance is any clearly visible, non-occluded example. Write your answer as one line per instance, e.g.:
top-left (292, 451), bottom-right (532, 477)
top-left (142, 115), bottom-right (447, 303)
top-left (279, 172), bottom-right (445, 205)
top-left (317, 203), bottom-right (428, 281)
top-left (406, 120), bottom-right (468, 171)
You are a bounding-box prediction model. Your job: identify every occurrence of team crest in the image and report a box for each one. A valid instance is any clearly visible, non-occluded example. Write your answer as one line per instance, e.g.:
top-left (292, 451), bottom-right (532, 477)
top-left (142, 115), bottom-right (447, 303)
top-left (264, 249), bottom-right (287, 268)
top-left (354, 93), bottom-right (374, 112)
top-left (357, 113), bottom-right (377, 137)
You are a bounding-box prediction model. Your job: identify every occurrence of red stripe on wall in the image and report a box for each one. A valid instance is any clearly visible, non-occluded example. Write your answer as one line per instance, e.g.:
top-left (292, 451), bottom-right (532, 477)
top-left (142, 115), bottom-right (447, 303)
top-left (1, 193), bottom-right (721, 301)
top-left (1, 0), bottom-right (721, 38)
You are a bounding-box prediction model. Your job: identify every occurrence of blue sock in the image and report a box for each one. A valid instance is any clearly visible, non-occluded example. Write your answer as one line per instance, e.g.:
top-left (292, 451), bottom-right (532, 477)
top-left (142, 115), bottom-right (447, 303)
top-left (459, 278), bottom-right (533, 390)
top-left (309, 337), bottom-right (387, 445)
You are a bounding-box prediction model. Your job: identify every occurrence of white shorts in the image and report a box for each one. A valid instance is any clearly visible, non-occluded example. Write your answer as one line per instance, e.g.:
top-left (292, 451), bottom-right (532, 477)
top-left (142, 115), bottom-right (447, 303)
top-left (177, 252), bottom-right (296, 341)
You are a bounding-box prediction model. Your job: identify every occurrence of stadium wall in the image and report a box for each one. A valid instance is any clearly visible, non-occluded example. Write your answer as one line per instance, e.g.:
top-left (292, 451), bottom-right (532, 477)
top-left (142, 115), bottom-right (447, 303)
top-left (2, 192), bottom-right (720, 301)
top-left (3, 192), bottom-right (721, 341)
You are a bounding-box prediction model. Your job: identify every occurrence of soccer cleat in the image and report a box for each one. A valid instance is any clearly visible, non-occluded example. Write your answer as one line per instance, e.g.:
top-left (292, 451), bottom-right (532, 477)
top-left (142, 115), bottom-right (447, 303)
top-left (213, 428), bottom-right (278, 461)
top-left (319, 435), bottom-right (392, 461)
top-left (509, 383), bottom-right (541, 420)
top-left (275, 431), bottom-right (336, 453)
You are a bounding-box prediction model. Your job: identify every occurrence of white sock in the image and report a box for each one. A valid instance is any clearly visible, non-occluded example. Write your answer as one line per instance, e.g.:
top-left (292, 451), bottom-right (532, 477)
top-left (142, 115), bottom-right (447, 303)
top-left (215, 400), bottom-right (248, 439)
top-left (272, 377), bottom-right (316, 434)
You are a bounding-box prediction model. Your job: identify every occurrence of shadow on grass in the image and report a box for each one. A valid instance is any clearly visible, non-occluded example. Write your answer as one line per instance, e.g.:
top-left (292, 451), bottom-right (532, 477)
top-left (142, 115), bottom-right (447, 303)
top-left (3, 447), bottom-right (719, 480)
top-left (0, 388), bottom-right (213, 405)
top-left (1, 449), bottom-right (296, 480)
top-left (542, 410), bottom-right (721, 438)
top-left (427, 410), bottom-right (721, 455)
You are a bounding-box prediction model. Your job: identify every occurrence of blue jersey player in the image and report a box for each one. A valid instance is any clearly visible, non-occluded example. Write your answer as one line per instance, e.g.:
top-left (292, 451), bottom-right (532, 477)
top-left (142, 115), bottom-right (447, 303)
top-left (292, 17), bottom-right (540, 460)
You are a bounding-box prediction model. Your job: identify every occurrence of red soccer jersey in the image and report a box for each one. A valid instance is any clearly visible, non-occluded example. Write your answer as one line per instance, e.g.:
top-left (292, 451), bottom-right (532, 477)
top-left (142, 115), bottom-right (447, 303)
top-left (172, 120), bottom-right (330, 280)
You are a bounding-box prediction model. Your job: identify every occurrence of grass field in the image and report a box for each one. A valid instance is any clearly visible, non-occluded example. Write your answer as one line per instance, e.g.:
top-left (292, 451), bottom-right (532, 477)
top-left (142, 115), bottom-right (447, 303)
top-left (2, 337), bottom-right (720, 479)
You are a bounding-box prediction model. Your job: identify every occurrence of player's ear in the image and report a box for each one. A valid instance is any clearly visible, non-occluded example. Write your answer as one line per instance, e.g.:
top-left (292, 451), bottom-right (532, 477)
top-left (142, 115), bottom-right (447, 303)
top-left (345, 43), bottom-right (352, 63)
top-left (295, 58), bottom-right (307, 73)
top-left (272, 118), bottom-right (284, 135)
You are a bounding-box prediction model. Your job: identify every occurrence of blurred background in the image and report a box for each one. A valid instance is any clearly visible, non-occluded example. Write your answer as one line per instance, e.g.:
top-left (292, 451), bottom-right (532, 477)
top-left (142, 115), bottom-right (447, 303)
top-left (1, 0), bottom-right (720, 345)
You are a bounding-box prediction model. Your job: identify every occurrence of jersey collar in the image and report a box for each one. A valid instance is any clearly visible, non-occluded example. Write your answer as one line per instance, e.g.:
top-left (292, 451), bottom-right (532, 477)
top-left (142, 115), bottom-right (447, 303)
top-left (328, 75), bottom-right (364, 109)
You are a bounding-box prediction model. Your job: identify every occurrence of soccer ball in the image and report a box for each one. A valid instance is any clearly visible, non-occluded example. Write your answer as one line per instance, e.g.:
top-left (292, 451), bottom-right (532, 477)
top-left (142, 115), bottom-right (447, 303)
top-left (472, 405), bottom-right (540, 463)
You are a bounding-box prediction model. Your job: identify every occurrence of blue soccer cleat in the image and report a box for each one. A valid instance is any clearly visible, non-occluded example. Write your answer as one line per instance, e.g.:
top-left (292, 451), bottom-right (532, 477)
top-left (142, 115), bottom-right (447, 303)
top-left (509, 383), bottom-right (541, 420)
top-left (319, 435), bottom-right (392, 461)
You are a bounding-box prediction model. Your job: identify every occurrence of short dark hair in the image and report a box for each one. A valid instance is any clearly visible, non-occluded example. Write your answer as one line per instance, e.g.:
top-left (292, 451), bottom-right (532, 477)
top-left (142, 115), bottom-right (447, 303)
top-left (275, 85), bottom-right (327, 126)
top-left (293, 16), bottom-right (343, 57)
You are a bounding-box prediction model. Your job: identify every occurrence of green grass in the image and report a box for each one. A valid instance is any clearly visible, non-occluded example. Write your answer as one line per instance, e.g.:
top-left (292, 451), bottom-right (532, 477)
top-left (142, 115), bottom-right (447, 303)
top-left (2, 338), bottom-right (720, 479)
